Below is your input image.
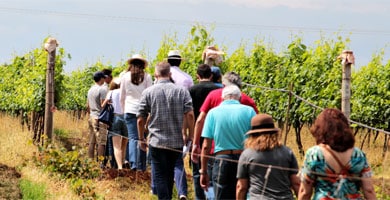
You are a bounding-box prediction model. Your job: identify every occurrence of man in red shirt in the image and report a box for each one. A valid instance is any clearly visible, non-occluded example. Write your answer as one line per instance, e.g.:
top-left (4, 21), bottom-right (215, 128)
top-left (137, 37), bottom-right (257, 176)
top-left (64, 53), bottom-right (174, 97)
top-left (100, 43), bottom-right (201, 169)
top-left (191, 71), bottom-right (259, 161)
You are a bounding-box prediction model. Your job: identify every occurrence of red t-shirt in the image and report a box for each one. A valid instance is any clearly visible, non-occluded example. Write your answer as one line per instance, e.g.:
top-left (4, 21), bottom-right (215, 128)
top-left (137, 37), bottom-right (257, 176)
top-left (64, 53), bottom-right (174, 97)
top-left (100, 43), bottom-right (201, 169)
top-left (199, 88), bottom-right (259, 114)
top-left (199, 88), bottom-right (259, 153)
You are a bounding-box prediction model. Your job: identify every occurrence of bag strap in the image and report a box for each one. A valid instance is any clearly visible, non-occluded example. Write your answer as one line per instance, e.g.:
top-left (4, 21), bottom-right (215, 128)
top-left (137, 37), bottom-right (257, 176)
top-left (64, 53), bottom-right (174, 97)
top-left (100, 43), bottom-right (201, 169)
top-left (322, 145), bottom-right (350, 175)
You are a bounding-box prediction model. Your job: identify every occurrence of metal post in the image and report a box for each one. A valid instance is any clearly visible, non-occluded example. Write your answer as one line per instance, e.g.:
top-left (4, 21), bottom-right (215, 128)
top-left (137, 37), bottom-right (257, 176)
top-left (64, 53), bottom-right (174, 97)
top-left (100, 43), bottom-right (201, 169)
top-left (338, 50), bottom-right (354, 119)
top-left (43, 38), bottom-right (58, 141)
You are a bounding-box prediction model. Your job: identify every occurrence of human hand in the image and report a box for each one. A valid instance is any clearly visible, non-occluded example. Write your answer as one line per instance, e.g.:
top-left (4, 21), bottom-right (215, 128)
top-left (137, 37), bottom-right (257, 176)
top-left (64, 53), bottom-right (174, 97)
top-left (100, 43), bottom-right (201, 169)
top-left (200, 172), bottom-right (209, 191)
top-left (191, 145), bottom-right (200, 163)
top-left (138, 139), bottom-right (147, 152)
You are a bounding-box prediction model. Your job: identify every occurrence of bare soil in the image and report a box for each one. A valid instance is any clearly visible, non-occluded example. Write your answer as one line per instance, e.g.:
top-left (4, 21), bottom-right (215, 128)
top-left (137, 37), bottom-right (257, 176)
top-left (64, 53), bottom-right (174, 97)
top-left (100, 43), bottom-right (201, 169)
top-left (0, 163), bottom-right (22, 199)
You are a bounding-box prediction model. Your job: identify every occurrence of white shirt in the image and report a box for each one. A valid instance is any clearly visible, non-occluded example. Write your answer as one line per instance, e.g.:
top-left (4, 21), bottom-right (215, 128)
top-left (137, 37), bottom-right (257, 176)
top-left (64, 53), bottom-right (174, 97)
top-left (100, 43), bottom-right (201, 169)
top-left (170, 66), bottom-right (194, 89)
top-left (120, 71), bottom-right (153, 114)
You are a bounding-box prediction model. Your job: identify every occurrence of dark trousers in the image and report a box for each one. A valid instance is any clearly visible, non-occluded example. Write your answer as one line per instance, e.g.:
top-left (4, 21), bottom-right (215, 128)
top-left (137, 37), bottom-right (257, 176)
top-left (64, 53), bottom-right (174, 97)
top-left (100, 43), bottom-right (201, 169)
top-left (150, 146), bottom-right (181, 200)
top-left (212, 154), bottom-right (240, 200)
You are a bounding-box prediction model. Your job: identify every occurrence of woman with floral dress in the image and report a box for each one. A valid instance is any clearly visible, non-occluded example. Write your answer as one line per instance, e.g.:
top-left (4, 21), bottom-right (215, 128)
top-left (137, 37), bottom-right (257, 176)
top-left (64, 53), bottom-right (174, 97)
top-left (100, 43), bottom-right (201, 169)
top-left (298, 108), bottom-right (376, 200)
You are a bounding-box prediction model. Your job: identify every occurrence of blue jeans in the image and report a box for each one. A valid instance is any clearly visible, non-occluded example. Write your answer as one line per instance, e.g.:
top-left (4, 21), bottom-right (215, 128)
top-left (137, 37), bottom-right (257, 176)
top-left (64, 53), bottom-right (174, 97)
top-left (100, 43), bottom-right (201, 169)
top-left (174, 156), bottom-right (188, 197)
top-left (149, 146), bottom-right (181, 200)
top-left (205, 157), bottom-right (215, 199)
top-left (212, 154), bottom-right (240, 200)
top-left (124, 113), bottom-right (146, 171)
top-left (104, 133), bottom-right (117, 168)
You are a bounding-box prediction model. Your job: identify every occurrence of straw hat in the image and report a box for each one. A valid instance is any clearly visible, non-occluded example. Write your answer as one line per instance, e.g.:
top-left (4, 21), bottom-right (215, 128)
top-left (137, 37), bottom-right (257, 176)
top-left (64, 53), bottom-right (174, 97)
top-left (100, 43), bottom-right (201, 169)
top-left (128, 54), bottom-right (148, 67)
top-left (167, 50), bottom-right (182, 60)
top-left (246, 114), bottom-right (280, 135)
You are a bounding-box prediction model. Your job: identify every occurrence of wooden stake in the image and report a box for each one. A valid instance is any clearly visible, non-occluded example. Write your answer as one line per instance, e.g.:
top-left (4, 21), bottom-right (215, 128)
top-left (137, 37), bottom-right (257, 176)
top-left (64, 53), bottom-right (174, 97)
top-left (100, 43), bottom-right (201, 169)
top-left (43, 38), bottom-right (58, 141)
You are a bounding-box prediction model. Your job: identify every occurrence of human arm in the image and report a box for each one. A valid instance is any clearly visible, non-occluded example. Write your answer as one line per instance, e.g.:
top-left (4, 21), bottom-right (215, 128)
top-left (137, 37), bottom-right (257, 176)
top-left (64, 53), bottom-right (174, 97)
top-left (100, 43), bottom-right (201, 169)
top-left (236, 178), bottom-right (249, 200)
top-left (290, 174), bottom-right (301, 198)
top-left (191, 112), bottom-right (206, 163)
top-left (120, 77), bottom-right (126, 113)
top-left (137, 116), bottom-right (147, 152)
top-left (200, 137), bottom-right (212, 190)
top-left (298, 180), bottom-right (313, 200)
top-left (183, 110), bottom-right (195, 143)
top-left (101, 95), bottom-right (110, 108)
top-left (361, 177), bottom-right (377, 200)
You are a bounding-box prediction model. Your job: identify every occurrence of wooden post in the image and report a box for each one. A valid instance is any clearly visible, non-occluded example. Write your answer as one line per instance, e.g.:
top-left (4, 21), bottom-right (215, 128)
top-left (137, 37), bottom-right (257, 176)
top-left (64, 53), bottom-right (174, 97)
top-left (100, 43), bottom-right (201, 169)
top-left (43, 38), bottom-right (58, 141)
top-left (283, 83), bottom-right (293, 145)
top-left (338, 50), bottom-right (354, 119)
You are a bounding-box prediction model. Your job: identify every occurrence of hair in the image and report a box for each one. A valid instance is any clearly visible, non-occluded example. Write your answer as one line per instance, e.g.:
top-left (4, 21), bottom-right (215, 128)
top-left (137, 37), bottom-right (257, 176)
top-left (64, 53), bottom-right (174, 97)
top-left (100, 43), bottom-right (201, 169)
top-left (109, 81), bottom-right (120, 90)
top-left (127, 59), bottom-right (146, 85)
top-left (167, 57), bottom-right (181, 67)
top-left (102, 69), bottom-right (112, 77)
top-left (222, 72), bottom-right (242, 88)
top-left (197, 64), bottom-right (212, 79)
top-left (245, 132), bottom-right (282, 151)
top-left (310, 108), bottom-right (355, 152)
top-left (222, 85), bottom-right (241, 100)
top-left (155, 61), bottom-right (171, 77)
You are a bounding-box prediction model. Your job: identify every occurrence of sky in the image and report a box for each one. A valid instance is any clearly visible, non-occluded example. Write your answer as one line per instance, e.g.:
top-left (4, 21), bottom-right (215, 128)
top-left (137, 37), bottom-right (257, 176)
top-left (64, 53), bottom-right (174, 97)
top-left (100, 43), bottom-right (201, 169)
top-left (0, 0), bottom-right (389, 73)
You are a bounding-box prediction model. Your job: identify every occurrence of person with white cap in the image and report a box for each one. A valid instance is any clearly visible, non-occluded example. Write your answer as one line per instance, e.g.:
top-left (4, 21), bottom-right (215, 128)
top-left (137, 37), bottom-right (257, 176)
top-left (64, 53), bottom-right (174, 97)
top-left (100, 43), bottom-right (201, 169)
top-left (120, 54), bottom-right (153, 171)
top-left (199, 85), bottom-right (256, 200)
top-left (236, 114), bottom-right (300, 200)
top-left (166, 50), bottom-right (193, 199)
top-left (167, 50), bottom-right (194, 89)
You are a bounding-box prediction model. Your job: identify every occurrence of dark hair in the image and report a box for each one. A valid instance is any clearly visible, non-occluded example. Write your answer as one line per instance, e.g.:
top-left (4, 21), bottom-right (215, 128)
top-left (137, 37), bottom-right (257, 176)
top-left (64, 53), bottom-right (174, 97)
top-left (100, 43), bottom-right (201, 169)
top-left (167, 57), bottom-right (181, 67)
top-left (102, 69), bottom-right (112, 77)
top-left (127, 59), bottom-right (145, 85)
top-left (310, 108), bottom-right (355, 152)
top-left (197, 64), bottom-right (212, 79)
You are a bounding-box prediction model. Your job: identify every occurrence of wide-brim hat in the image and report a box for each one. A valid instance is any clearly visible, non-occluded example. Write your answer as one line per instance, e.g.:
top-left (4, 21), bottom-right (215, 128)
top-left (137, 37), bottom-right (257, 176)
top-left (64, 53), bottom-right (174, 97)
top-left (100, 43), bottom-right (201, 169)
top-left (128, 54), bottom-right (148, 67)
top-left (167, 50), bottom-right (182, 60)
top-left (246, 114), bottom-right (280, 135)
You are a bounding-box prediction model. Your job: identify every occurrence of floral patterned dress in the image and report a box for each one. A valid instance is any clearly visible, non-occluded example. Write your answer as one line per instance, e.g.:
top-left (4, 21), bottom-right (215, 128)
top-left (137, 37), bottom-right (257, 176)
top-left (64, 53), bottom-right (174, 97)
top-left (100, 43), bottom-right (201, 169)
top-left (300, 145), bottom-right (372, 200)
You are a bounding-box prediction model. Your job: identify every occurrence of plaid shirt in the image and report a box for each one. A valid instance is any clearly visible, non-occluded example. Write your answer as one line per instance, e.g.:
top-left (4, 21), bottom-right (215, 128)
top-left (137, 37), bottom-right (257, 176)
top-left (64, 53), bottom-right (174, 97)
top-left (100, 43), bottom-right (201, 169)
top-left (137, 79), bottom-right (193, 149)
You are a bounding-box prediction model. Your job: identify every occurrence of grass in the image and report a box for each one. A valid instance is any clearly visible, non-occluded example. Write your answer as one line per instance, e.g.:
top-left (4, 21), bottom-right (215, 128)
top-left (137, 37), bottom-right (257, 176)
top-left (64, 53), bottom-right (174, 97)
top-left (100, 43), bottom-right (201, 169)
top-left (19, 179), bottom-right (47, 200)
top-left (0, 111), bottom-right (389, 199)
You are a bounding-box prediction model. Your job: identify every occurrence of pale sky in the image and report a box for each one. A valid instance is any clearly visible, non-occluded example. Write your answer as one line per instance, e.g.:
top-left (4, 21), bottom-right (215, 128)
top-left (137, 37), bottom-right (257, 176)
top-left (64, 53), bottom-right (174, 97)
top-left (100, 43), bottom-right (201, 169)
top-left (0, 0), bottom-right (389, 73)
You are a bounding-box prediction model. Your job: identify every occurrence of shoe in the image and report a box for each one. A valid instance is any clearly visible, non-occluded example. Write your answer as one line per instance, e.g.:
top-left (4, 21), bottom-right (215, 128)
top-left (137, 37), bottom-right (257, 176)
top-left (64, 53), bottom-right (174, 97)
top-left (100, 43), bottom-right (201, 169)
top-left (123, 161), bottom-right (130, 169)
top-left (179, 195), bottom-right (187, 200)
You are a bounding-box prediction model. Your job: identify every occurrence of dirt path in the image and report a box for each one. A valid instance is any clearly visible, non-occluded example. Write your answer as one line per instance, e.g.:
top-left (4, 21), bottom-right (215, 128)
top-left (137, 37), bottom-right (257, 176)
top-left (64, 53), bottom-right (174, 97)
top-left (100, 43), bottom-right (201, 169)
top-left (0, 163), bottom-right (22, 199)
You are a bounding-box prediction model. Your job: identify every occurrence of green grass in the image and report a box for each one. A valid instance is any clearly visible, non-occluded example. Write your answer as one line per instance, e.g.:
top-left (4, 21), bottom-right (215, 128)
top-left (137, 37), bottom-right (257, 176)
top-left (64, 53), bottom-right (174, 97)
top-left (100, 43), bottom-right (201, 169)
top-left (19, 179), bottom-right (47, 200)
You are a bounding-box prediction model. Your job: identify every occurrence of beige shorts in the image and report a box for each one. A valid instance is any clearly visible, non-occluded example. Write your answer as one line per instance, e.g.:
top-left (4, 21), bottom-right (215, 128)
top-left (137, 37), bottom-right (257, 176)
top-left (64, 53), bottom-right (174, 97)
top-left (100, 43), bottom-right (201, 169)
top-left (88, 118), bottom-right (108, 145)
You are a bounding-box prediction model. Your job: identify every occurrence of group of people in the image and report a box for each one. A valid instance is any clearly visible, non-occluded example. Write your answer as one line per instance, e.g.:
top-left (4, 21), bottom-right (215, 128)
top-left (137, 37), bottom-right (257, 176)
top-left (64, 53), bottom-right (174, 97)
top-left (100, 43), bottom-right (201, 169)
top-left (87, 46), bottom-right (377, 200)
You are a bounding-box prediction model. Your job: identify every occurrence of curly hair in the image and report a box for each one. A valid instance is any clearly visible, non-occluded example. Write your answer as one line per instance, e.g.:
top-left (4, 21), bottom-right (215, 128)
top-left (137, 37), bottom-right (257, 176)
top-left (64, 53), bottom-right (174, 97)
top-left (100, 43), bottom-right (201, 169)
top-left (310, 108), bottom-right (355, 152)
top-left (245, 132), bottom-right (282, 151)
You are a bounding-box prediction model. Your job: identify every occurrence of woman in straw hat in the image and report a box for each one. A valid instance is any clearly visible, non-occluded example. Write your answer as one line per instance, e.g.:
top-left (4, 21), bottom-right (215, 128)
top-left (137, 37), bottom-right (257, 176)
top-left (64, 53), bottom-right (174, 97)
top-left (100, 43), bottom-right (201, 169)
top-left (120, 54), bottom-right (153, 171)
top-left (236, 114), bottom-right (300, 200)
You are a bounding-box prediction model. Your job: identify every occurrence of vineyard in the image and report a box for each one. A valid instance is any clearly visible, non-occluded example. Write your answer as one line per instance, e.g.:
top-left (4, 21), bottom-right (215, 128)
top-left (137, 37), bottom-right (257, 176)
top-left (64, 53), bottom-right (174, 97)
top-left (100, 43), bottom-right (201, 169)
top-left (0, 25), bottom-right (390, 198)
